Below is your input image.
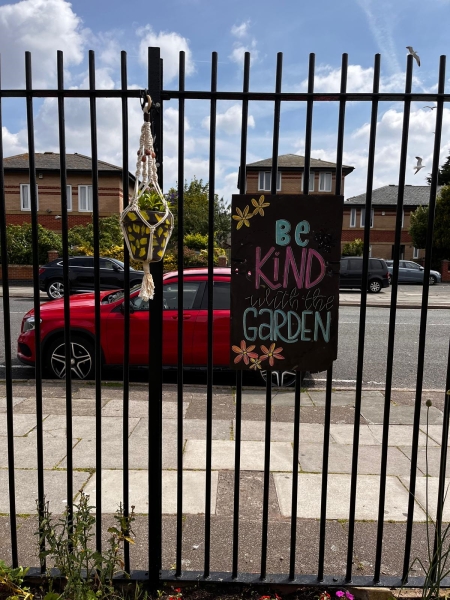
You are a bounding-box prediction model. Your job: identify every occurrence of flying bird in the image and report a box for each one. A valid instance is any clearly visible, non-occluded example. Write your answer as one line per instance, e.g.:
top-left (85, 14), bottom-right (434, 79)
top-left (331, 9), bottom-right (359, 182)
top-left (423, 105), bottom-right (436, 110)
top-left (406, 46), bottom-right (420, 66)
top-left (414, 157), bottom-right (425, 174)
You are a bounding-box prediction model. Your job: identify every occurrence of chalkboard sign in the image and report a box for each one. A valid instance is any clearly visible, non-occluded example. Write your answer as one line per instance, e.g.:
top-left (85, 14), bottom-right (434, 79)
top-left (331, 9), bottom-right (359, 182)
top-left (230, 194), bottom-right (344, 373)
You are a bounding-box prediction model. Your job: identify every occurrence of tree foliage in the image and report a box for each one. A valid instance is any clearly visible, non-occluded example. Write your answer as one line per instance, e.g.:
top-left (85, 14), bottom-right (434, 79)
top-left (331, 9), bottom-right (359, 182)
top-left (1, 223), bottom-right (63, 265)
top-left (409, 185), bottom-right (450, 266)
top-left (68, 215), bottom-right (123, 253)
top-left (426, 152), bottom-right (450, 186)
top-left (342, 238), bottom-right (364, 256)
top-left (167, 177), bottom-right (231, 247)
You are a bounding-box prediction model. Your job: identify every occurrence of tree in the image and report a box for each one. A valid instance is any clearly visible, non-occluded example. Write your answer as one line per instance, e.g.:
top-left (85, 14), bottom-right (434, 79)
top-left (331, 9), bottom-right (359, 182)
top-left (166, 177), bottom-right (231, 247)
top-left (426, 152), bottom-right (450, 186)
top-left (409, 185), bottom-right (450, 267)
top-left (1, 223), bottom-right (62, 265)
top-left (68, 215), bottom-right (123, 253)
top-left (342, 238), bottom-right (364, 256)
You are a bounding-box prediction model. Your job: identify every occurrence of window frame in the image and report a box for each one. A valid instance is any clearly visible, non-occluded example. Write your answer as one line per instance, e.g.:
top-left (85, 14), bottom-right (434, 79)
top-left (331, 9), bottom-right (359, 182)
top-left (66, 184), bottom-right (72, 212)
top-left (78, 184), bottom-right (93, 212)
top-left (413, 247), bottom-right (420, 259)
top-left (20, 183), bottom-right (39, 211)
top-left (318, 172), bottom-right (332, 192)
top-left (349, 208), bottom-right (356, 227)
top-left (360, 208), bottom-right (374, 228)
top-left (258, 171), bottom-right (281, 192)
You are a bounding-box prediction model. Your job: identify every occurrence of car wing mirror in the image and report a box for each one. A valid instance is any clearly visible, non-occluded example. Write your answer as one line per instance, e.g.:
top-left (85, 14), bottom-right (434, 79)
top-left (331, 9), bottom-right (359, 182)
top-left (420, 266), bottom-right (424, 270)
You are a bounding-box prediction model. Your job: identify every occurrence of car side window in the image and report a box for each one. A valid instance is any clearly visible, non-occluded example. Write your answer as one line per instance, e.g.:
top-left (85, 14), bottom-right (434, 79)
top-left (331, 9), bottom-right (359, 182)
top-left (340, 259), bottom-right (348, 270)
top-left (163, 282), bottom-right (203, 310)
top-left (369, 259), bottom-right (382, 269)
top-left (100, 259), bottom-right (114, 270)
top-left (348, 259), bottom-right (363, 271)
top-left (407, 262), bottom-right (420, 270)
top-left (131, 295), bottom-right (149, 311)
top-left (201, 282), bottom-right (231, 310)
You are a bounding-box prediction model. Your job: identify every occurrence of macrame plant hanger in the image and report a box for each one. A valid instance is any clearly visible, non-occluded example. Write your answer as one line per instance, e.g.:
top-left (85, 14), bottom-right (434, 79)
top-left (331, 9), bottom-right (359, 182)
top-left (120, 94), bottom-right (174, 301)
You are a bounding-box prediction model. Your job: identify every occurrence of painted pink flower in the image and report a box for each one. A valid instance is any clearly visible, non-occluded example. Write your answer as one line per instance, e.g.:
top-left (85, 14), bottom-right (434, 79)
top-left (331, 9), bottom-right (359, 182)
top-left (259, 343), bottom-right (285, 366)
top-left (232, 340), bottom-right (258, 365)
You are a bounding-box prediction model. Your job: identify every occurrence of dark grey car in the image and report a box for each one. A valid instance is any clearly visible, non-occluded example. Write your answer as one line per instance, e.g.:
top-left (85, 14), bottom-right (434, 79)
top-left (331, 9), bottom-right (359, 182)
top-left (39, 256), bottom-right (144, 299)
top-left (339, 257), bottom-right (390, 293)
top-left (385, 260), bottom-right (441, 285)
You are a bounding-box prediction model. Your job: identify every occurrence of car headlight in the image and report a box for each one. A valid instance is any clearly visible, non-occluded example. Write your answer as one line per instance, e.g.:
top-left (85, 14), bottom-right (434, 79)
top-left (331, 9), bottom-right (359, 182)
top-left (23, 316), bottom-right (42, 332)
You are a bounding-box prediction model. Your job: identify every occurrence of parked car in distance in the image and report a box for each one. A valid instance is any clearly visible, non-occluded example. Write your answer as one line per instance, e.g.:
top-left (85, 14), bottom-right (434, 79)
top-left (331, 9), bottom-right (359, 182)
top-left (20, 267), bottom-right (297, 385)
top-left (39, 256), bottom-right (145, 299)
top-left (384, 260), bottom-right (441, 285)
top-left (339, 257), bottom-right (390, 293)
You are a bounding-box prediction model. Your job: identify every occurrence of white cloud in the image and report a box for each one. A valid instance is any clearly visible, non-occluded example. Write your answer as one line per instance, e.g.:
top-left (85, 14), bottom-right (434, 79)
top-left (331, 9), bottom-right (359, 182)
top-left (216, 170), bottom-right (239, 204)
top-left (0, 0), bottom-right (86, 88)
top-left (202, 105), bottom-right (255, 135)
top-left (229, 39), bottom-right (258, 65)
top-left (231, 21), bottom-right (250, 38)
top-left (1, 126), bottom-right (27, 157)
top-left (137, 26), bottom-right (194, 84)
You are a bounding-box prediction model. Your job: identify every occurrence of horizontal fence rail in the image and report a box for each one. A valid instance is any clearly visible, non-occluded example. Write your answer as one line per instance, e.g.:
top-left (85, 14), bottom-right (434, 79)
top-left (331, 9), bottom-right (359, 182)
top-left (0, 47), bottom-right (449, 593)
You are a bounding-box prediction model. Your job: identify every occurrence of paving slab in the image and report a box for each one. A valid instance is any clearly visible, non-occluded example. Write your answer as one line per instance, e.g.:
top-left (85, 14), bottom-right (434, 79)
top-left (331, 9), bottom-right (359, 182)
top-left (0, 468), bottom-right (91, 514)
top-left (14, 397), bottom-right (109, 416)
top-left (101, 399), bottom-right (189, 419)
top-left (131, 417), bottom-right (233, 440)
top-left (307, 390), bottom-right (385, 407)
top-left (184, 397), bottom-right (236, 420)
top-left (274, 473), bottom-right (426, 520)
top-left (235, 420), bottom-right (331, 444)
top-left (82, 469), bottom-right (219, 514)
top-left (298, 443), bottom-right (413, 476)
top-left (369, 424), bottom-right (438, 447)
top-left (330, 424), bottom-right (380, 445)
top-left (420, 424), bottom-right (448, 445)
top-left (0, 397), bottom-right (29, 413)
top-left (362, 404), bottom-right (444, 425)
top-left (0, 435), bottom-right (77, 469)
top-left (62, 434), bottom-right (178, 469)
top-left (398, 446), bottom-right (450, 478)
top-left (25, 414), bottom-right (141, 440)
top-left (400, 476), bottom-right (450, 521)
top-left (0, 413), bottom-right (46, 437)
top-left (241, 390), bottom-right (313, 406)
top-left (183, 440), bottom-right (294, 471)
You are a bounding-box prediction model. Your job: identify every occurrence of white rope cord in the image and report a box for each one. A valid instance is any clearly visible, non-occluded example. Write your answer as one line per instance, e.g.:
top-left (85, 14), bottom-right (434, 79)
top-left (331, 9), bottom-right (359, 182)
top-left (120, 94), bottom-right (172, 301)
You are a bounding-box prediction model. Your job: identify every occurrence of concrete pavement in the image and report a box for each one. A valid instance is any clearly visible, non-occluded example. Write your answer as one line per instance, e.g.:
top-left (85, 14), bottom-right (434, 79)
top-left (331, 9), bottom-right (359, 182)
top-left (2, 283), bottom-right (450, 308)
top-left (0, 381), bottom-right (448, 576)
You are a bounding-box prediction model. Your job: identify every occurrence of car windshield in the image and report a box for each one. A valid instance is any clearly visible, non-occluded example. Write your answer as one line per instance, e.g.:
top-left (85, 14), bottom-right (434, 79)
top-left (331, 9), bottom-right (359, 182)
top-left (111, 259), bottom-right (134, 270)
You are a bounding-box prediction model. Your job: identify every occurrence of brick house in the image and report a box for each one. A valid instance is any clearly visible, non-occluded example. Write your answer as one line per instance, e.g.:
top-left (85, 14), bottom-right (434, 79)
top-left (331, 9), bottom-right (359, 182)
top-left (2, 152), bottom-right (134, 230)
top-left (244, 154), bottom-right (354, 195)
top-left (343, 185), bottom-right (438, 261)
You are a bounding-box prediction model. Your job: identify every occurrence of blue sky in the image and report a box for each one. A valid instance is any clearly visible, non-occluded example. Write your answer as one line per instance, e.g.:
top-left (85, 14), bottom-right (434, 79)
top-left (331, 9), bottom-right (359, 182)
top-left (1, 0), bottom-right (450, 203)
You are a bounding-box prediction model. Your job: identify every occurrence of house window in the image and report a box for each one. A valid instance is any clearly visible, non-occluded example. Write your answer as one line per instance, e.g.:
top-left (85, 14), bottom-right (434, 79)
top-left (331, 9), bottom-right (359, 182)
top-left (302, 171), bottom-right (315, 192)
top-left (360, 208), bottom-right (374, 228)
top-left (66, 185), bottom-right (72, 211)
top-left (402, 209), bottom-right (404, 228)
top-left (369, 245), bottom-right (372, 258)
top-left (20, 184), bottom-right (39, 211)
top-left (258, 171), bottom-right (281, 192)
top-left (319, 172), bottom-right (332, 192)
top-left (350, 208), bottom-right (356, 227)
top-left (78, 185), bottom-right (93, 212)
top-left (413, 247), bottom-right (420, 259)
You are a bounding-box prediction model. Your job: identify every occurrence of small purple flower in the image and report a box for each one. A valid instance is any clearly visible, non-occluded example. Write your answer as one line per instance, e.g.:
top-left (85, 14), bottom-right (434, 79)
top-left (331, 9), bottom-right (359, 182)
top-left (336, 592), bottom-right (345, 598)
top-left (345, 593), bottom-right (354, 600)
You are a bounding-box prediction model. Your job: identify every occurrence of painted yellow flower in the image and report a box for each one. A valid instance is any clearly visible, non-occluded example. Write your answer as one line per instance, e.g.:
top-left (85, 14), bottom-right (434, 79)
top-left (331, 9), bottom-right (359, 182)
top-left (249, 357), bottom-right (263, 370)
top-left (251, 195), bottom-right (270, 216)
top-left (232, 205), bottom-right (252, 230)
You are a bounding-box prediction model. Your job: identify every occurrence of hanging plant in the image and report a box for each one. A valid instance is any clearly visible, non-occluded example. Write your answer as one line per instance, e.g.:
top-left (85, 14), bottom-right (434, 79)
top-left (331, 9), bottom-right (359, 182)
top-left (120, 94), bottom-right (174, 301)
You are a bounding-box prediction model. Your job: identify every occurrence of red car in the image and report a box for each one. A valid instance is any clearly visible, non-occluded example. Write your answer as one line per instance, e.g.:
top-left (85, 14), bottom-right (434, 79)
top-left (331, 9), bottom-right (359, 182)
top-left (18, 268), bottom-right (232, 380)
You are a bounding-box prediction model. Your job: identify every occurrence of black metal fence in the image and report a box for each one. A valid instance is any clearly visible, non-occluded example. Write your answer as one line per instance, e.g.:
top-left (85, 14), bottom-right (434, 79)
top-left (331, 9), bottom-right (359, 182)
top-left (1, 47), bottom-right (450, 590)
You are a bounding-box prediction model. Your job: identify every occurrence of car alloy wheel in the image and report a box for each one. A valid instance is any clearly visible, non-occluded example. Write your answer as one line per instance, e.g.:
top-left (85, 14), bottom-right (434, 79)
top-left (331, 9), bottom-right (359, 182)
top-left (260, 369), bottom-right (297, 387)
top-left (368, 280), bottom-right (382, 293)
top-left (47, 280), bottom-right (64, 299)
top-left (429, 275), bottom-right (436, 286)
top-left (49, 338), bottom-right (94, 379)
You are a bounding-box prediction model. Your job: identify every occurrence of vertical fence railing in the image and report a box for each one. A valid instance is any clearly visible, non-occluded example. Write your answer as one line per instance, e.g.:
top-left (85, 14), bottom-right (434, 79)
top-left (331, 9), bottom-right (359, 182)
top-left (403, 55), bottom-right (447, 582)
top-left (1, 47), bottom-right (450, 589)
top-left (0, 54), bottom-right (19, 569)
top-left (373, 53), bottom-right (413, 583)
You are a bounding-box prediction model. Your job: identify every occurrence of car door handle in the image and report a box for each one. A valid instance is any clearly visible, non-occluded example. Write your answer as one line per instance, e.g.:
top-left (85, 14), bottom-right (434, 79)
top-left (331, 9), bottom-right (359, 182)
top-left (171, 315), bottom-right (192, 320)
